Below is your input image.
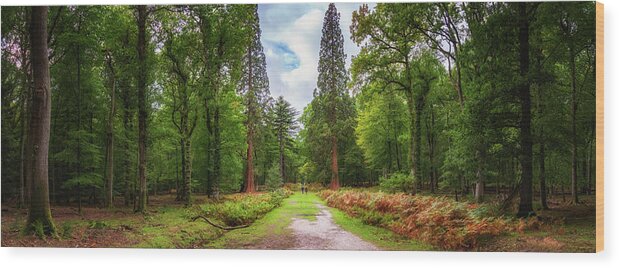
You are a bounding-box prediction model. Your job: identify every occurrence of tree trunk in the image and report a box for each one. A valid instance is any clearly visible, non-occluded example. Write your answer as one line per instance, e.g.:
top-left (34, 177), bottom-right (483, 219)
top-left (136, 5), bottom-right (148, 213)
top-left (569, 46), bottom-right (579, 204)
top-left (104, 52), bottom-right (116, 209)
top-left (213, 106), bottom-right (221, 199)
top-left (414, 101), bottom-right (422, 191)
top-left (539, 134), bottom-right (549, 210)
top-left (20, 94), bottom-right (29, 209)
top-left (76, 20), bottom-right (83, 214)
top-left (516, 2), bottom-right (535, 218)
top-left (244, 46), bottom-right (256, 193)
top-left (427, 107), bottom-right (436, 193)
top-left (122, 97), bottom-right (132, 207)
top-left (19, 9), bottom-right (32, 209)
top-left (406, 93), bottom-right (417, 194)
top-left (475, 152), bottom-right (485, 203)
top-left (204, 97), bottom-right (213, 197)
top-left (330, 134), bottom-right (340, 190)
top-left (181, 138), bottom-right (192, 205)
top-left (279, 131), bottom-right (285, 183)
top-left (25, 6), bottom-right (56, 235)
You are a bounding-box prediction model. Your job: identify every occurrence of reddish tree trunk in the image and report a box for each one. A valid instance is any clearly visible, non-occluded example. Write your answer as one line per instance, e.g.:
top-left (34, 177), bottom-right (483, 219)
top-left (330, 135), bottom-right (339, 190)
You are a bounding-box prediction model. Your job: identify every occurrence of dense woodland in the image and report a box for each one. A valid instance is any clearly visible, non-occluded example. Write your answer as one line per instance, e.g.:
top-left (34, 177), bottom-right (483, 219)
top-left (1, 2), bottom-right (595, 249)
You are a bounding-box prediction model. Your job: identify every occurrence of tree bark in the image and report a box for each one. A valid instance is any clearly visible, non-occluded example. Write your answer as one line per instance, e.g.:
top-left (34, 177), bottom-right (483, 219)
top-left (204, 97), bottom-right (214, 197)
top-left (475, 150), bottom-right (485, 203)
top-left (104, 51), bottom-right (116, 209)
top-left (330, 134), bottom-right (339, 190)
top-left (539, 135), bottom-right (549, 209)
top-left (569, 46), bottom-right (579, 204)
top-left (406, 93), bottom-right (417, 194)
top-left (213, 106), bottom-right (221, 198)
top-left (122, 85), bottom-right (132, 207)
top-left (244, 46), bottom-right (256, 193)
top-left (516, 2), bottom-right (535, 217)
top-left (279, 131), bottom-right (285, 183)
top-left (19, 12), bottom-right (32, 208)
top-left (25, 6), bottom-right (56, 235)
top-left (136, 5), bottom-right (148, 213)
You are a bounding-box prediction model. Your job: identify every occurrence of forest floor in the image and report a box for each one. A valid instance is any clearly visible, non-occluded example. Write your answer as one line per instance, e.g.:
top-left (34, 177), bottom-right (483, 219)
top-left (476, 195), bottom-right (597, 252)
top-left (1, 191), bottom-right (595, 252)
top-left (206, 193), bottom-right (430, 250)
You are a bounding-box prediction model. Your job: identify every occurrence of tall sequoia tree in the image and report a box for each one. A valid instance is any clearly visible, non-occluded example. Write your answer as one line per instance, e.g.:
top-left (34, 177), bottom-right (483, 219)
top-left (240, 6), bottom-right (270, 193)
top-left (25, 6), bottom-right (56, 235)
top-left (317, 3), bottom-right (347, 190)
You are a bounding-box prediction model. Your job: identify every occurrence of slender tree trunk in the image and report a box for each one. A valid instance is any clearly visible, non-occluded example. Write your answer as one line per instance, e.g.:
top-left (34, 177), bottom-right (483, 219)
top-left (245, 133), bottom-right (255, 192)
top-left (104, 52), bottom-right (116, 209)
top-left (25, 6), bottom-right (56, 235)
top-left (136, 5), bottom-right (148, 213)
top-left (569, 46), bottom-right (579, 204)
top-left (20, 98), bottom-right (28, 209)
top-left (427, 107), bottom-right (436, 193)
top-left (175, 144), bottom-right (180, 200)
top-left (213, 106), bottom-right (221, 198)
top-left (76, 26), bottom-right (83, 214)
top-left (181, 137), bottom-right (192, 205)
top-left (516, 2), bottom-right (535, 217)
top-left (406, 93), bottom-right (417, 194)
top-left (123, 99), bottom-right (131, 206)
top-left (204, 98), bottom-right (213, 197)
top-left (19, 9), bottom-right (32, 209)
top-left (475, 152), bottom-right (485, 203)
top-left (244, 47), bottom-right (256, 193)
top-left (539, 133), bottom-right (549, 209)
top-left (279, 131), bottom-right (285, 183)
top-left (414, 101), bottom-right (422, 191)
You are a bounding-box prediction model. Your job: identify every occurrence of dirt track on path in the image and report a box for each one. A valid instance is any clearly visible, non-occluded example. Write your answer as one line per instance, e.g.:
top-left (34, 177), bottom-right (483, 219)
top-left (289, 203), bottom-right (378, 250)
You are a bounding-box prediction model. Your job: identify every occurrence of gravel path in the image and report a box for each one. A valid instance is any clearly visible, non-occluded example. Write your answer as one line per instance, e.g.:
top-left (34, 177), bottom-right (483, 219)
top-left (289, 203), bottom-right (378, 250)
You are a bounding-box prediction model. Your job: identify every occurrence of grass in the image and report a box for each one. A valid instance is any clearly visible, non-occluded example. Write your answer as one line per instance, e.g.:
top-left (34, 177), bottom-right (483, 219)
top-left (208, 192), bottom-right (432, 250)
top-left (326, 205), bottom-right (434, 251)
top-left (309, 194), bottom-right (433, 251)
top-left (206, 193), bottom-right (319, 249)
top-left (133, 205), bottom-right (223, 248)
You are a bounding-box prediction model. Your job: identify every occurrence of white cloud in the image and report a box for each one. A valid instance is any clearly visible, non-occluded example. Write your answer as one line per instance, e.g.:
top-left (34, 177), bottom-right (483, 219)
top-left (259, 3), bottom-right (373, 113)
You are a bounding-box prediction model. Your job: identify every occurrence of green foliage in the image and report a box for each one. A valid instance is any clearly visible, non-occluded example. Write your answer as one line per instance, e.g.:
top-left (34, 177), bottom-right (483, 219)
top-left (59, 222), bottom-right (75, 239)
top-left (265, 164), bottom-right (283, 191)
top-left (30, 220), bottom-right (46, 239)
top-left (88, 220), bottom-right (110, 229)
top-left (200, 189), bottom-right (292, 226)
top-left (379, 172), bottom-right (416, 194)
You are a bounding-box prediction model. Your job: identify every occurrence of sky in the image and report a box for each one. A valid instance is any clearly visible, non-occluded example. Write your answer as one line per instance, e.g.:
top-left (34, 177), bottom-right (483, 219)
top-left (258, 3), bottom-right (373, 113)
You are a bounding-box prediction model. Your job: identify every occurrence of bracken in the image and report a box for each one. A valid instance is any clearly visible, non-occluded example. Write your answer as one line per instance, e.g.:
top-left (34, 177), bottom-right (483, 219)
top-left (318, 190), bottom-right (541, 250)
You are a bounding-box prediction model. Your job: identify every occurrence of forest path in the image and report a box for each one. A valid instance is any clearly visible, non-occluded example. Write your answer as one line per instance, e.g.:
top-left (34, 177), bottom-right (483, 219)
top-left (206, 192), bottom-right (378, 250)
top-left (288, 202), bottom-right (378, 250)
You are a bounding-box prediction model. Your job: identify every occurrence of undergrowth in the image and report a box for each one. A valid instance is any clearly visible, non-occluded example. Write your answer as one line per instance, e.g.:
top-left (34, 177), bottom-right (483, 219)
top-left (319, 190), bottom-right (542, 250)
top-left (199, 188), bottom-right (293, 226)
